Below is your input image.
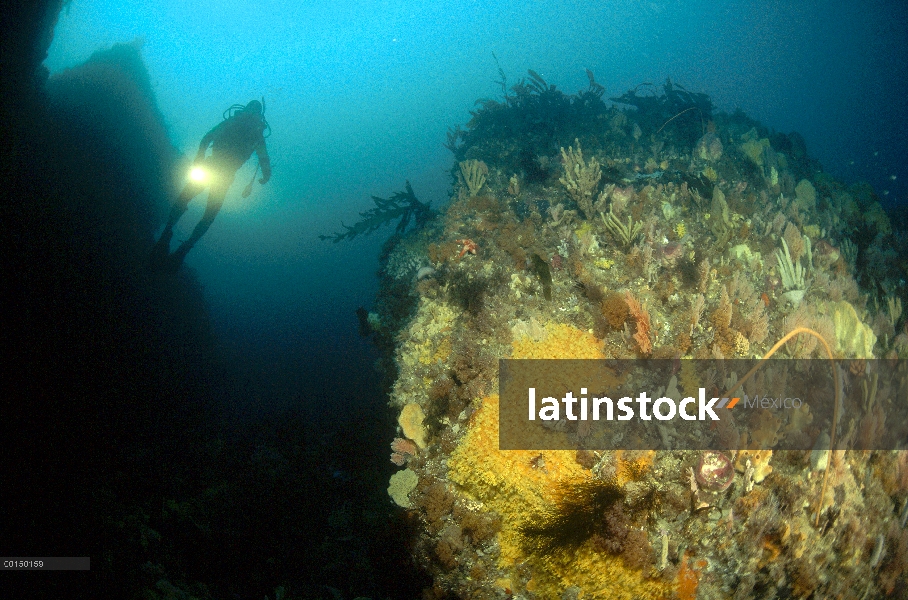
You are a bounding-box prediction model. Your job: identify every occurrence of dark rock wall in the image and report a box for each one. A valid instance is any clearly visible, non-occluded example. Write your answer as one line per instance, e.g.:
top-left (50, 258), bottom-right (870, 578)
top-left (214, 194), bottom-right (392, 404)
top-left (1, 1), bottom-right (221, 586)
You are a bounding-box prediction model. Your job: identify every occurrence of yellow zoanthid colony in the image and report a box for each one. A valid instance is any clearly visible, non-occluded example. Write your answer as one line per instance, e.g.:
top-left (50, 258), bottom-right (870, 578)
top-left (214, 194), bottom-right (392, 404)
top-left (364, 74), bottom-right (908, 598)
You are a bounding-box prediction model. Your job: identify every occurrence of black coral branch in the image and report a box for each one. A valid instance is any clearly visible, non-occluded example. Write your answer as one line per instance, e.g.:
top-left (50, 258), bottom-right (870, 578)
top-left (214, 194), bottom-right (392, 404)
top-left (319, 181), bottom-right (434, 243)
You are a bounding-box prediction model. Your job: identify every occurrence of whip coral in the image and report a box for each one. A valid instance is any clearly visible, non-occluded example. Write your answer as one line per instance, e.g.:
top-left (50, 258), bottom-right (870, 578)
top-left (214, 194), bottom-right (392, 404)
top-left (723, 326), bottom-right (840, 526)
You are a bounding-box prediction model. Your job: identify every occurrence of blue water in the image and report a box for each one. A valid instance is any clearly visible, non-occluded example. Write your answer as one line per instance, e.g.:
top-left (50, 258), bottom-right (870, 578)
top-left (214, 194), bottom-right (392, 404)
top-left (45, 1), bottom-right (907, 421)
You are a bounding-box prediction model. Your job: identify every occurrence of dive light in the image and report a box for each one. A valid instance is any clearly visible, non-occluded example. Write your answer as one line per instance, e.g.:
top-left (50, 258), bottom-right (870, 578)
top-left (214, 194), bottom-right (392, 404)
top-left (189, 165), bottom-right (208, 183)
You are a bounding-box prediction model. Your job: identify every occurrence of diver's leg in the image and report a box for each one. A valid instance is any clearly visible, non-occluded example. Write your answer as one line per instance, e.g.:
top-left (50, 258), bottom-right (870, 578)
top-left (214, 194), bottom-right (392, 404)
top-left (153, 182), bottom-right (203, 252)
top-left (167, 176), bottom-right (231, 270)
top-left (150, 183), bottom-right (205, 270)
top-left (183, 197), bottom-right (223, 248)
top-left (164, 182), bottom-right (204, 235)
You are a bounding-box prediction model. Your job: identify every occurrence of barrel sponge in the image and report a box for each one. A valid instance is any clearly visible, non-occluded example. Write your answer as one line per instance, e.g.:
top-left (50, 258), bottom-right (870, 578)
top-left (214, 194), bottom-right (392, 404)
top-left (399, 402), bottom-right (427, 448)
top-left (387, 468), bottom-right (418, 508)
top-left (833, 300), bottom-right (876, 359)
top-left (740, 137), bottom-right (770, 167)
top-left (794, 179), bottom-right (817, 211)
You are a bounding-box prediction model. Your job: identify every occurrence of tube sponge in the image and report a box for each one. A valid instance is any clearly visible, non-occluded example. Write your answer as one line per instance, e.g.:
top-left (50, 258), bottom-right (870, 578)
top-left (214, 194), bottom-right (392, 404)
top-left (399, 402), bottom-right (427, 448)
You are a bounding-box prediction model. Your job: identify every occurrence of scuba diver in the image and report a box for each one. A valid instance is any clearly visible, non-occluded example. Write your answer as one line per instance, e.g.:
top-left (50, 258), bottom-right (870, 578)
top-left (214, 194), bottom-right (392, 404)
top-left (150, 99), bottom-right (272, 272)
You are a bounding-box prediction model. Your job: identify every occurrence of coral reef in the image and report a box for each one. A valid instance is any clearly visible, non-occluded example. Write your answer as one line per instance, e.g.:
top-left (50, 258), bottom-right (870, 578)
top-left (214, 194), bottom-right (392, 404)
top-left (364, 68), bottom-right (908, 598)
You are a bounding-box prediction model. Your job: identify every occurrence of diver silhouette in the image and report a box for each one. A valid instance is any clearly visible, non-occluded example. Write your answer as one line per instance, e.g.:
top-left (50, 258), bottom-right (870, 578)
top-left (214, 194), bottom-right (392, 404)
top-left (150, 99), bottom-right (272, 272)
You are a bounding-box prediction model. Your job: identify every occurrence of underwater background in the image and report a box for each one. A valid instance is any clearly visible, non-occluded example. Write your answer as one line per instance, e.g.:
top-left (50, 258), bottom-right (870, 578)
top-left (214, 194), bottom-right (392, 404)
top-left (2, 0), bottom-right (907, 598)
top-left (43, 0), bottom-right (908, 426)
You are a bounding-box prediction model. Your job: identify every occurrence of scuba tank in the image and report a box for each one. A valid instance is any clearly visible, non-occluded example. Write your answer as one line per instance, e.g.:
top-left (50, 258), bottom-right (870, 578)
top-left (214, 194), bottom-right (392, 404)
top-left (225, 97), bottom-right (269, 198)
top-left (223, 97), bottom-right (270, 137)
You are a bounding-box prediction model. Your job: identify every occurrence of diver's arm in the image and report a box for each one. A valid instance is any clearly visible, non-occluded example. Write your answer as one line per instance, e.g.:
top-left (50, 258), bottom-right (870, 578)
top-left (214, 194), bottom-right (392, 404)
top-left (195, 123), bottom-right (222, 162)
top-left (256, 141), bottom-right (272, 184)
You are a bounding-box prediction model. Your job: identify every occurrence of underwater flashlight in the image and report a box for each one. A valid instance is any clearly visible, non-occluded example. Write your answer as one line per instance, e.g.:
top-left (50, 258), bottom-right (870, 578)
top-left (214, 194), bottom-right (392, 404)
top-left (189, 166), bottom-right (208, 183)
